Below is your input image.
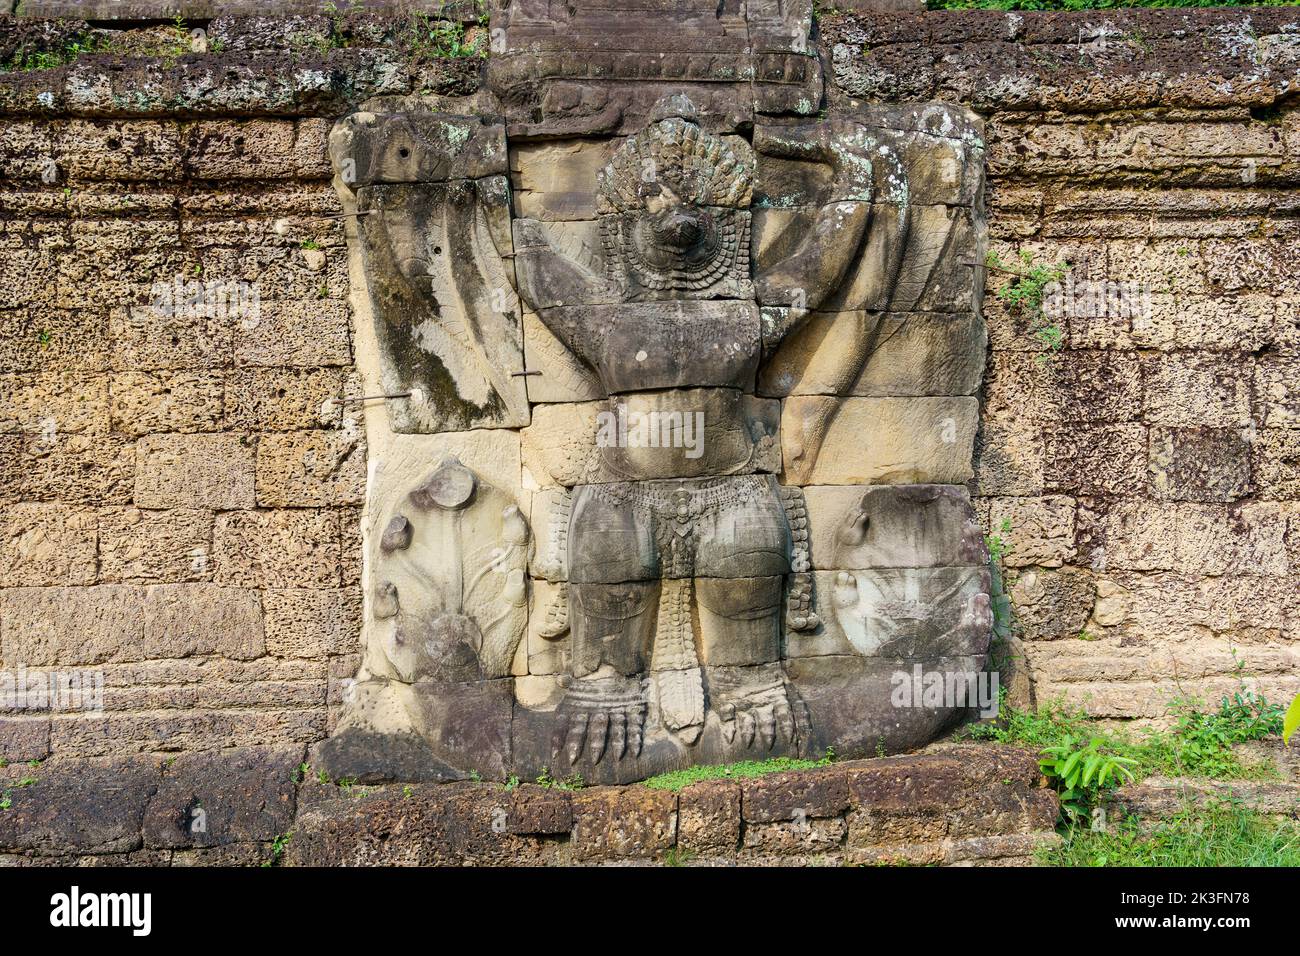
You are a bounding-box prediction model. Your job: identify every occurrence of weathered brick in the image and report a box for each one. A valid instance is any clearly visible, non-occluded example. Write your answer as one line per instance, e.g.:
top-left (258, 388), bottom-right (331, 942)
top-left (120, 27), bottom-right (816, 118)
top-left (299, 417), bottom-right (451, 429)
top-left (16, 433), bottom-right (136, 505)
top-left (1142, 353), bottom-right (1253, 427)
top-left (0, 717), bottom-right (51, 763)
top-left (1044, 423), bottom-right (1147, 496)
top-left (0, 371), bottom-right (110, 436)
top-left (986, 495), bottom-right (1076, 568)
top-left (98, 507), bottom-right (213, 584)
top-left (570, 787), bottom-right (678, 859)
top-left (141, 745), bottom-right (301, 848)
top-left (0, 585), bottom-right (146, 666)
top-left (108, 370), bottom-right (224, 436)
top-left (1148, 427), bottom-right (1252, 502)
top-left (59, 120), bottom-right (183, 181)
top-left (141, 583), bottom-right (264, 660)
top-left (0, 504), bottom-right (97, 587)
top-left (255, 429), bottom-right (366, 507)
top-left (224, 367), bottom-right (345, 431)
top-left (213, 509), bottom-right (341, 588)
top-left (135, 433), bottom-right (256, 510)
top-left (109, 303), bottom-right (232, 372)
top-left (678, 779), bottom-right (741, 853)
top-left (1256, 356), bottom-right (1300, 427)
top-left (262, 588), bottom-right (360, 658)
top-left (741, 768), bottom-right (850, 823)
top-left (183, 119), bottom-right (301, 179)
top-left (233, 299), bottom-right (351, 367)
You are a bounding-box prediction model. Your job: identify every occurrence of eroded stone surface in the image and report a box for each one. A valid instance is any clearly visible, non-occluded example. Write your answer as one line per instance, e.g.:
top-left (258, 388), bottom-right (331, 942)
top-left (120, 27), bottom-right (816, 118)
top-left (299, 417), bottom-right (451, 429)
top-left (292, 11), bottom-right (987, 785)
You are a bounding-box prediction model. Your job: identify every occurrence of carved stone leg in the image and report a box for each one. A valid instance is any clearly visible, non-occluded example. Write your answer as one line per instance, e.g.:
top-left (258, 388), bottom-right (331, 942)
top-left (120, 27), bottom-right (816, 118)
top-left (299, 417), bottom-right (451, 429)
top-left (695, 576), bottom-right (783, 667)
top-left (560, 582), bottom-right (657, 765)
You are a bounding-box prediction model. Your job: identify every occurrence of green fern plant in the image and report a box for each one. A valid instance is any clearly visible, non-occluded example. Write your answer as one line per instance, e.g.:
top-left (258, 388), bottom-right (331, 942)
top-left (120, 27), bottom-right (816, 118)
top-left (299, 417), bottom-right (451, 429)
top-left (1039, 736), bottom-right (1137, 827)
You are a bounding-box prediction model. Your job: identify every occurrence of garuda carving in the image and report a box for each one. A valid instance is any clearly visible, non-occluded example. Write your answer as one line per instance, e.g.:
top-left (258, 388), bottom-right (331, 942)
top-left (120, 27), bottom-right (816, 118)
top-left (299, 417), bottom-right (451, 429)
top-left (323, 81), bottom-right (990, 785)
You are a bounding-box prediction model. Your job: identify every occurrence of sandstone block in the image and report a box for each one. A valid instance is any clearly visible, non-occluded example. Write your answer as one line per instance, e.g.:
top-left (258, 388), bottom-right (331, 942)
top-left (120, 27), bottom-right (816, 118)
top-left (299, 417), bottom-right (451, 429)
top-left (224, 367), bottom-right (346, 431)
top-left (233, 300), bottom-right (352, 368)
top-left (782, 396), bottom-right (978, 485)
top-left (570, 787), bottom-right (678, 860)
top-left (255, 429), bottom-right (366, 507)
top-left (759, 311), bottom-right (986, 398)
top-left (108, 370), bottom-right (223, 436)
top-left (0, 504), bottom-right (97, 587)
top-left (986, 495), bottom-right (1076, 568)
top-left (263, 588), bottom-right (362, 659)
top-left (803, 484), bottom-right (986, 570)
top-left (141, 745), bottom-right (301, 848)
top-left (0, 585), bottom-right (145, 666)
top-left (1043, 423), bottom-right (1147, 496)
top-left (213, 509), bottom-right (341, 588)
top-left (141, 584), bottom-right (265, 660)
top-left (1148, 427), bottom-right (1252, 502)
top-left (1142, 353), bottom-right (1253, 427)
top-left (98, 508), bottom-right (214, 584)
top-left (135, 433), bottom-right (256, 510)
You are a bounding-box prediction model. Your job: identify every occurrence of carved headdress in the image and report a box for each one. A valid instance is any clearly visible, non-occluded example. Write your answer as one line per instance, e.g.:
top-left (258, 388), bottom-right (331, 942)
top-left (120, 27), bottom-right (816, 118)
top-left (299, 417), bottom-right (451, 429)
top-left (596, 96), bottom-right (755, 214)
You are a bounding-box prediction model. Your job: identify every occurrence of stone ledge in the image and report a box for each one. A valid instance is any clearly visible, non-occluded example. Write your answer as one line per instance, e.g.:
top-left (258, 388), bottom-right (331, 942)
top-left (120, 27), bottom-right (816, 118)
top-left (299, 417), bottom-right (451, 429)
top-left (1113, 776), bottom-right (1300, 821)
top-left (0, 743), bottom-right (1059, 866)
top-left (1, 9), bottom-right (1297, 117)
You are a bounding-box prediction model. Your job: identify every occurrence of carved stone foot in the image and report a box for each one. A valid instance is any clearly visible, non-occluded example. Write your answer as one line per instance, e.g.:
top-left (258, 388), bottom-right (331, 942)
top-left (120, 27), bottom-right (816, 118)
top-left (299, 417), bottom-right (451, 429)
top-left (555, 674), bottom-right (649, 765)
top-left (711, 664), bottom-right (808, 752)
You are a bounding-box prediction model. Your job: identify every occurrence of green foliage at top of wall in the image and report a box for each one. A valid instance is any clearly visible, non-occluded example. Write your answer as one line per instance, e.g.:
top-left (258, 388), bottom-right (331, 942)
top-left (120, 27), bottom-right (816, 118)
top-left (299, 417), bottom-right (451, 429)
top-left (931, 0), bottom-right (1297, 10)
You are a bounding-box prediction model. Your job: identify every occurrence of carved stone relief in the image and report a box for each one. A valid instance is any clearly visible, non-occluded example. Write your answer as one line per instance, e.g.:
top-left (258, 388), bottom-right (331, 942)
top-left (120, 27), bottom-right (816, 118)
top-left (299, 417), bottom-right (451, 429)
top-left (317, 0), bottom-right (992, 785)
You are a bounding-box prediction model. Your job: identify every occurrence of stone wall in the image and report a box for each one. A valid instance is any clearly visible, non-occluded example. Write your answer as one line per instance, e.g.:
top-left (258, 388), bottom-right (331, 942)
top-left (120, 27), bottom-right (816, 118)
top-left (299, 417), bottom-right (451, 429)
top-left (0, 743), bottom-right (1060, 866)
top-left (0, 6), bottom-right (1297, 776)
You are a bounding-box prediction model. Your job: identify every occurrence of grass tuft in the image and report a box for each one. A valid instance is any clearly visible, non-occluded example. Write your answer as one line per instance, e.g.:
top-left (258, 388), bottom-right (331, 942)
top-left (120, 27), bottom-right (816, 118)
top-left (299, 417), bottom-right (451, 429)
top-left (641, 754), bottom-right (835, 792)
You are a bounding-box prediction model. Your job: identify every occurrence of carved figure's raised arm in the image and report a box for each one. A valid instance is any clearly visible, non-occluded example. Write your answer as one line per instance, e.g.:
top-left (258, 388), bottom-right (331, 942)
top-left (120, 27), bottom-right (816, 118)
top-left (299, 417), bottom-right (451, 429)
top-left (754, 105), bottom-right (987, 482)
top-left (329, 111), bottom-right (530, 433)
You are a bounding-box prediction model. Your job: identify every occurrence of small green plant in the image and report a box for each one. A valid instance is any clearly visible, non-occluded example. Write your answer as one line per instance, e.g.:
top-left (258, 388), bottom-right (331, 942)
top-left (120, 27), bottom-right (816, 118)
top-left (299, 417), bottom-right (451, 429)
top-left (663, 846), bottom-right (694, 867)
top-left (15, 777), bottom-right (37, 788)
top-left (0, 792), bottom-right (10, 811)
top-left (503, 775), bottom-right (520, 792)
top-left (292, 762), bottom-right (310, 784)
top-left (535, 768), bottom-right (584, 791)
top-left (467, 770), bottom-right (482, 782)
top-left (985, 249), bottom-right (1070, 364)
top-left (402, 784), bottom-right (414, 799)
top-left (316, 769), bottom-right (332, 785)
top-left (300, 239), bottom-right (321, 251)
top-left (263, 831), bottom-right (293, 867)
top-left (406, 11), bottom-right (488, 59)
top-left (1038, 736), bottom-right (1137, 826)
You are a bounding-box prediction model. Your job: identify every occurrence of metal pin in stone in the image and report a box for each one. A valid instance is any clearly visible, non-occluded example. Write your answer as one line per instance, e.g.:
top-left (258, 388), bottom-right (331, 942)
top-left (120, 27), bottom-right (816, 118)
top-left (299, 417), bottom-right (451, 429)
top-left (336, 391), bottom-right (412, 404)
